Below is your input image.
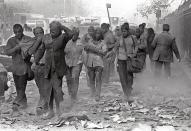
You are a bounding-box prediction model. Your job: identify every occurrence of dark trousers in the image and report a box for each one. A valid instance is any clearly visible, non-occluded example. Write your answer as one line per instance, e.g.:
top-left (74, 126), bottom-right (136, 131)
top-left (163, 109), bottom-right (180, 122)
top-left (87, 66), bottom-right (103, 98)
top-left (13, 74), bottom-right (28, 107)
top-left (48, 71), bottom-right (63, 111)
top-left (117, 60), bottom-right (133, 97)
top-left (66, 64), bottom-right (83, 99)
top-left (155, 61), bottom-right (171, 78)
top-left (34, 65), bottom-right (49, 111)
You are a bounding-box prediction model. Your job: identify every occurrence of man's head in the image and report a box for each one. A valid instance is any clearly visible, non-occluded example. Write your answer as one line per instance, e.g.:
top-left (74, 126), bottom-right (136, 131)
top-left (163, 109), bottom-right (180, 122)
top-left (88, 26), bottom-right (95, 38)
top-left (33, 27), bottom-right (44, 38)
top-left (147, 28), bottom-right (155, 35)
top-left (13, 24), bottom-right (23, 40)
top-left (101, 23), bottom-right (110, 34)
top-left (49, 21), bottom-right (62, 38)
top-left (121, 22), bottom-right (130, 38)
top-left (163, 24), bottom-right (170, 32)
top-left (139, 24), bottom-right (144, 34)
top-left (142, 23), bottom-right (146, 28)
top-left (95, 27), bottom-right (103, 41)
top-left (135, 28), bottom-right (141, 39)
top-left (72, 27), bottom-right (80, 41)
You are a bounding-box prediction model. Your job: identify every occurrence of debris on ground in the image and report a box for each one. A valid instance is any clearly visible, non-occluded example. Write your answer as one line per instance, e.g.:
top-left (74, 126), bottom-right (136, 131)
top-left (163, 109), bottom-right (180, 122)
top-left (155, 126), bottom-right (175, 131)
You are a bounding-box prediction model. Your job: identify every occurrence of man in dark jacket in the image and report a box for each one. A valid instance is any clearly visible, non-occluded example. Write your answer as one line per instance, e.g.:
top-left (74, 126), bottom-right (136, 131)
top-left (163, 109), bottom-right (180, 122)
top-left (152, 24), bottom-right (181, 78)
top-left (43, 21), bottom-right (73, 119)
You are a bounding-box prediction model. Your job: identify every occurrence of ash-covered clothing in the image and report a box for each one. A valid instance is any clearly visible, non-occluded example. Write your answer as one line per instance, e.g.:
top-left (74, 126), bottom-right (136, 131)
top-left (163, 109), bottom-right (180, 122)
top-left (13, 74), bottom-right (28, 108)
top-left (117, 35), bottom-right (138, 60)
top-left (81, 33), bottom-right (94, 87)
top-left (43, 33), bottom-right (72, 79)
top-left (152, 31), bottom-right (180, 62)
top-left (43, 32), bottom-right (72, 103)
top-left (87, 66), bottom-right (103, 98)
top-left (147, 34), bottom-right (156, 60)
top-left (5, 35), bottom-right (32, 76)
top-left (81, 34), bottom-right (94, 65)
top-left (117, 59), bottom-right (133, 97)
top-left (104, 30), bottom-right (116, 50)
top-left (5, 35), bottom-right (32, 109)
top-left (115, 35), bottom-right (139, 98)
top-left (85, 40), bottom-right (107, 68)
top-left (28, 38), bottom-right (48, 113)
top-left (65, 39), bottom-right (83, 67)
top-left (66, 63), bottom-right (83, 98)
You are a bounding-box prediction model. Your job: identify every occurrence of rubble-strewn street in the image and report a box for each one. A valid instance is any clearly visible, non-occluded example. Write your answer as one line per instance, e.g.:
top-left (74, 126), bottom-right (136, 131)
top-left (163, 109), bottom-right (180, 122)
top-left (0, 60), bottom-right (191, 131)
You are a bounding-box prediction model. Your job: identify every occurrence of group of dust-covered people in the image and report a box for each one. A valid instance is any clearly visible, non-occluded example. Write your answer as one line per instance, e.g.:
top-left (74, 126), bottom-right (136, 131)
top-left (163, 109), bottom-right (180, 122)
top-left (1, 20), bottom-right (180, 119)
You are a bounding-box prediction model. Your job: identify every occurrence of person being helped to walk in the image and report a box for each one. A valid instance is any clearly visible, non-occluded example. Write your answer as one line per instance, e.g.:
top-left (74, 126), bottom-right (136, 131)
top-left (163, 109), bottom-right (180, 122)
top-left (152, 24), bottom-right (181, 80)
top-left (42, 21), bottom-right (73, 119)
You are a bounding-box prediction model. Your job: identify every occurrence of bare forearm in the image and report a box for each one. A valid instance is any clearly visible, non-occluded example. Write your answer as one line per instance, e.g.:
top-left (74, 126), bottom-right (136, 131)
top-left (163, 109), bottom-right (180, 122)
top-left (6, 47), bottom-right (19, 56)
top-left (28, 39), bottom-right (42, 55)
top-left (62, 25), bottom-right (73, 36)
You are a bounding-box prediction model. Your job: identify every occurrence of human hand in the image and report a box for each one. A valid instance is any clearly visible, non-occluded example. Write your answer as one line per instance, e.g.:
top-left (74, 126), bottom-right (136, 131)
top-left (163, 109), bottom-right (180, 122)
top-left (15, 44), bottom-right (21, 50)
top-left (105, 50), bottom-right (115, 58)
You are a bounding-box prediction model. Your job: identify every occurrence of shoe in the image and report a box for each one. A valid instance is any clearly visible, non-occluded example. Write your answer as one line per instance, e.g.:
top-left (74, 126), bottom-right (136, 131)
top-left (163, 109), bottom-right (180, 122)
top-left (95, 96), bottom-right (100, 102)
top-left (42, 111), bottom-right (55, 120)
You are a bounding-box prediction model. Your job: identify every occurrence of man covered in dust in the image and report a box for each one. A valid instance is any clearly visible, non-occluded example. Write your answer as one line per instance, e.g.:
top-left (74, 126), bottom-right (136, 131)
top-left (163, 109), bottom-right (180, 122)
top-left (152, 24), bottom-right (181, 79)
top-left (101, 23), bottom-right (116, 84)
top-left (5, 24), bottom-right (33, 111)
top-left (42, 21), bottom-right (73, 119)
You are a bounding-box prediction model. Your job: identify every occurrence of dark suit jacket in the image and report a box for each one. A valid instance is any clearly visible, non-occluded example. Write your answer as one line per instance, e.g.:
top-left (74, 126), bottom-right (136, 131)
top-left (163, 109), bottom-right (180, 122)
top-left (43, 33), bottom-right (72, 78)
top-left (152, 31), bottom-right (180, 62)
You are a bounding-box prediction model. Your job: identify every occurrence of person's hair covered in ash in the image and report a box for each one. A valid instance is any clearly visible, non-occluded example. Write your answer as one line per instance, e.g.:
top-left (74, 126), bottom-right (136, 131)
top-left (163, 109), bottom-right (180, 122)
top-left (13, 24), bottom-right (23, 31)
top-left (163, 24), bottom-right (170, 32)
top-left (72, 27), bottom-right (80, 35)
top-left (49, 21), bottom-right (62, 29)
top-left (101, 23), bottom-right (110, 29)
top-left (121, 22), bottom-right (130, 31)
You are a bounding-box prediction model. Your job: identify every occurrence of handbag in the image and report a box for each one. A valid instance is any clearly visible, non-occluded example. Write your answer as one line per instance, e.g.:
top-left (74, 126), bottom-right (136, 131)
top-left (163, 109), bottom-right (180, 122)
top-left (122, 36), bottom-right (146, 73)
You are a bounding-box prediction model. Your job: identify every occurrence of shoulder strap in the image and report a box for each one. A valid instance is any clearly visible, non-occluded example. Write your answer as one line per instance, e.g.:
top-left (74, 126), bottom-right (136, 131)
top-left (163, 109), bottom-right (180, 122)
top-left (122, 37), bottom-right (128, 54)
top-left (131, 35), bottom-right (136, 50)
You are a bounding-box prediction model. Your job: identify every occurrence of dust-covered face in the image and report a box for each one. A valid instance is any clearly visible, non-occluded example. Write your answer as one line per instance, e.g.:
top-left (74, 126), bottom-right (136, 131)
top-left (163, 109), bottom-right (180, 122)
top-left (95, 30), bottom-right (102, 41)
top-left (14, 27), bottom-right (23, 40)
top-left (50, 25), bottom-right (61, 38)
top-left (122, 28), bottom-right (129, 38)
top-left (88, 28), bottom-right (95, 38)
top-left (72, 32), bottom-right (79, 41)
top-left (34, 28), bottom-right (44, 38)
